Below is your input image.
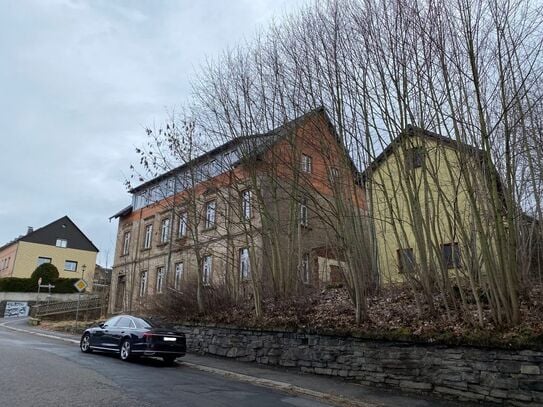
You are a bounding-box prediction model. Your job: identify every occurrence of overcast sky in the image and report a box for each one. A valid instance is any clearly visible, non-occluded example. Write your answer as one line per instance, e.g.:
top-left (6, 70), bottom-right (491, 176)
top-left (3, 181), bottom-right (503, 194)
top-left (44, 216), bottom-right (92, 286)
top-left (0, 0), bottom-right (304, 267)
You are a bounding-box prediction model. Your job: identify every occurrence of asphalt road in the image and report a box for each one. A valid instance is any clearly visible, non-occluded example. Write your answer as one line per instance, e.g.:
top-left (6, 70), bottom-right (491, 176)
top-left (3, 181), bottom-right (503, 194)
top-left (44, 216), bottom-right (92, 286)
top-left (0, 321), bottom-right (334, 407)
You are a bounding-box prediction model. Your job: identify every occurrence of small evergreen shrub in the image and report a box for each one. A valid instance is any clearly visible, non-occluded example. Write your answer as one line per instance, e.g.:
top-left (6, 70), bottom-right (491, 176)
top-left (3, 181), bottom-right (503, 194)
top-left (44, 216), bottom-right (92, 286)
top-left (31, 263), bottom-right (60, 284)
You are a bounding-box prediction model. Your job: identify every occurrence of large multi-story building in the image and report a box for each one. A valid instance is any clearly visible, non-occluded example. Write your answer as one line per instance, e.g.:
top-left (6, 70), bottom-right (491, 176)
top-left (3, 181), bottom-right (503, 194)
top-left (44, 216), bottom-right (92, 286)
top-left (109, 108), bottom-right (367, 313)
top-left (0, 216), bottom-right (99, 290)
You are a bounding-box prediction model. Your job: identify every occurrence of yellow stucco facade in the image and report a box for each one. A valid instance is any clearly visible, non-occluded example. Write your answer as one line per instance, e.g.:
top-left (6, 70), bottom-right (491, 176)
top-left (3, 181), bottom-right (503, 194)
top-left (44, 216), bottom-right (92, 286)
top-left (0, 216), bottom-right (99, 292)
top-left (9, 241), bottom-right (97, 291)
top-left (367, 130), bottom-right (495, 284)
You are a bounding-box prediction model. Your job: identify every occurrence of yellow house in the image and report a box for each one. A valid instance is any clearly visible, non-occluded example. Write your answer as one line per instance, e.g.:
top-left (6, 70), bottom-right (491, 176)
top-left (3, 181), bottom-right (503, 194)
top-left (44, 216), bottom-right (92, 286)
top-left (363, 126), bottom-right (499, 286)
top-left (0, 216), bottom-right (99, 291)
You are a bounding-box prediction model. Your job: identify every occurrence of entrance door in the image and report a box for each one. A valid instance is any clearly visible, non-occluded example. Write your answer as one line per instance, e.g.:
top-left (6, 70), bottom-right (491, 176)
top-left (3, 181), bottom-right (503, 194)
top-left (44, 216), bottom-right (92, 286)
top-left (115, 275), bottom-right (126, 312)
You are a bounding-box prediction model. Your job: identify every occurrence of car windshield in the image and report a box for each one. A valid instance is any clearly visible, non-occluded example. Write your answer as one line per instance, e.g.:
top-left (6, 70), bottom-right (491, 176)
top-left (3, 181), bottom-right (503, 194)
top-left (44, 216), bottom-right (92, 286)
top-left (132, 317), bottom-right (153, 329)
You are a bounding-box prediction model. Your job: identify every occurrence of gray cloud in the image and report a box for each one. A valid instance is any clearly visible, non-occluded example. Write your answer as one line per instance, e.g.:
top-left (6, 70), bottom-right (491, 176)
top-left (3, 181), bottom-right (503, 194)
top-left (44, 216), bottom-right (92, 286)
top-left (0, 0), bottom-right (303, 266)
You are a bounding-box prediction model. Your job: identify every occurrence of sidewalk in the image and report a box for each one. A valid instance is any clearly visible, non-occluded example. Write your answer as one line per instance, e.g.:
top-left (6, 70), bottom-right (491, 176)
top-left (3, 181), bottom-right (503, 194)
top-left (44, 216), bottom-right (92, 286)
top-left (0, 317), bottom-right (464, 407)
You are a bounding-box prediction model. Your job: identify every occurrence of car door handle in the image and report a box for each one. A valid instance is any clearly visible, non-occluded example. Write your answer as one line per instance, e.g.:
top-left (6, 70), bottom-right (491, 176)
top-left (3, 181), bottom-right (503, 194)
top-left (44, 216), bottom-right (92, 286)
top-left (121, 331), bottom-right (125, 334)
top-left (104, 330), bottom-right (109, 333)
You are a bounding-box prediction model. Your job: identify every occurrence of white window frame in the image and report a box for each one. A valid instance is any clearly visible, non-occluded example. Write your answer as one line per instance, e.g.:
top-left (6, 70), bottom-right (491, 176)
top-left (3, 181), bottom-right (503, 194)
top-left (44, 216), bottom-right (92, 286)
top-left (139, 270), bottom-right (148, 297)
top-left (239, 248), bottom-right (250, 280)
top-left (64, 260), bottom-right (77, 272)
top-left (299, 197), bottom-right (308, 227)
top-left (122, 231), bottom-right (130, 255)
top-left (143, 224), bottom-right (153, 249)
top-left (205, 201), bottom-right (216, 229)
top-left (207, 159), bottom-right (217, 176)
top-left (328, 167), bottom-right (339, 183)
top-left (156, 266), bottom-right (164, 294)
top-left (301, 154), bottom-right (312, 173)
top-left (160, 218), bottom-right (171, 243)
top-left (37, 257), bottom-right (51, 266)
top-left (174, 262), bottom-right (184, 290)
top-left (301, 253), bottom-right (310, 283)
top-left (241, 190), bottom-right (252, 220)
top-left (56, 238), bottom-right (67, 248)
top-left (178, 212), bottom-right (187, 238)
top-left (202, 255), bottom-right (212, 285)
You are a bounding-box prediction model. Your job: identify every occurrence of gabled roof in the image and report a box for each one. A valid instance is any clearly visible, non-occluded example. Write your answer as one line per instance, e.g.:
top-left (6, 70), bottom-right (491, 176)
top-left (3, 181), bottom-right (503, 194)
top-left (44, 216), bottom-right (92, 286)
top-left (128, 107), bottom-right (328, 195)
top-left (0, 216), bottom-right (99, 253)
top-left (112, 107), bottom-right (360, 218)
top-left (360, 125), bottom-right (483, 182)
top-left (109, 205), bottom-right (133, 221)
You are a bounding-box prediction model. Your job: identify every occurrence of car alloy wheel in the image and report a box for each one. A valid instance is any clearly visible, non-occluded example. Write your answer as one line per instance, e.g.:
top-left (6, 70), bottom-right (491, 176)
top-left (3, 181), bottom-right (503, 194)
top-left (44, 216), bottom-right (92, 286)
top-left (80, 334), bottom-right (92, 353)
top-left (120, 339), bottom-right (132, 361)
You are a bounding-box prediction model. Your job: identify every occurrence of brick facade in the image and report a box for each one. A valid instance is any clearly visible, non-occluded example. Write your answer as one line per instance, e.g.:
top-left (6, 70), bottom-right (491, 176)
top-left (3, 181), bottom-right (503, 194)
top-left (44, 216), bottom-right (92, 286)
top-left (109, 109), bottom-right (367, 313)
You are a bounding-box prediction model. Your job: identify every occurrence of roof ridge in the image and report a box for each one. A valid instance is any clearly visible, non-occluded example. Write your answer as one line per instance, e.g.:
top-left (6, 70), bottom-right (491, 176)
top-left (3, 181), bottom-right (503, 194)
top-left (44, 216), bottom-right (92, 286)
top-left (129, 107), bottom-right (326, 194)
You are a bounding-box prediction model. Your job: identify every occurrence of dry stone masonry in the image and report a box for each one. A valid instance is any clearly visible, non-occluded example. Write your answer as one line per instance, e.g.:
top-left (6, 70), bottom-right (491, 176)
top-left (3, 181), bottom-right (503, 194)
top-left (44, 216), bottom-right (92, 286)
top-left (176, 324), bottom-right (543, 405)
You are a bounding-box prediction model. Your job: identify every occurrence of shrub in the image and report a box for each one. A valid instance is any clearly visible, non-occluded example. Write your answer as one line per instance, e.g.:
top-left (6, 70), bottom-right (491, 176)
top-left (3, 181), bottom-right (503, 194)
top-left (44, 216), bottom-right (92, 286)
top-left (54, 278), bottom-right (80, 293)
top-left (0, 276), bottom-right (78, 293)
top-left (31, 263), bottom-right (60, 284)
top-left (0, 277), bottom-right (35, 292)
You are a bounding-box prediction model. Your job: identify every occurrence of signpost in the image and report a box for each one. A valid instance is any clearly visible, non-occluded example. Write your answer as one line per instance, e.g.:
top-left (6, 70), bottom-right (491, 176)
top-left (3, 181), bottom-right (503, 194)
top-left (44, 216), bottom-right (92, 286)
top-left (35, 278), bottom-right (55, 317)
top-left (74, 278), bottom-right (88, 330)
top-left (74, 279), bottom-right (88, 292)
top-left (37, 277), bottom-right (42, 306)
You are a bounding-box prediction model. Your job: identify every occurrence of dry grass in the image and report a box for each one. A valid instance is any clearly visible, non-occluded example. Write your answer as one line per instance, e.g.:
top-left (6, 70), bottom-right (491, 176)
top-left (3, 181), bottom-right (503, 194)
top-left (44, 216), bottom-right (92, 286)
top-left (146, 283), bottom-right (543, 350)
top-left (39, 319), bottom-right (102, 335)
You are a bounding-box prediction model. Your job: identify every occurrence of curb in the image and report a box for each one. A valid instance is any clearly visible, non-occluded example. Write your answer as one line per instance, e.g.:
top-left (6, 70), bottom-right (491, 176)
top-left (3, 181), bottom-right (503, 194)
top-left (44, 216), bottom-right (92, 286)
top-left (182, 361), bottom-right (382, 407)
top-left (0, 319), bottom-right (381, 407)
top-left (0, 319), bottom-right (79, 345)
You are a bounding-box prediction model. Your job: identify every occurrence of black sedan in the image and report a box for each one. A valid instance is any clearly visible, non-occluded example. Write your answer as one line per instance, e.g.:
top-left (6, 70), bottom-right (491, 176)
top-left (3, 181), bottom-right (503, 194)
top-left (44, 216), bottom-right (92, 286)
top-left (80, 315), bottom-right (186, 365)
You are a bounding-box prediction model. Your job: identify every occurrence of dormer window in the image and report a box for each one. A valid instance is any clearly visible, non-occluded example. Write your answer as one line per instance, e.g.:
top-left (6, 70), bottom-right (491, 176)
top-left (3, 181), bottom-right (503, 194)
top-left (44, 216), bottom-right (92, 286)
top-left (56, 238), bottom-right (67, 248)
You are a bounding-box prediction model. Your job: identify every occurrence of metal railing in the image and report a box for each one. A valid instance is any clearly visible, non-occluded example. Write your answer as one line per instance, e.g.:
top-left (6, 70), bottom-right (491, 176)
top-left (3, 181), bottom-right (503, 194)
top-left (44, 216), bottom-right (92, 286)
top-left (31, 296), bottom-right (104, 318)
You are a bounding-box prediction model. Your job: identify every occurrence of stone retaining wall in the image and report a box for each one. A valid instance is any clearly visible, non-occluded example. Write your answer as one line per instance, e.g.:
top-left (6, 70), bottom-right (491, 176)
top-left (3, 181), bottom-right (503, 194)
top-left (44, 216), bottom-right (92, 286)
top-left (176, 324), bottom-right (543, 405)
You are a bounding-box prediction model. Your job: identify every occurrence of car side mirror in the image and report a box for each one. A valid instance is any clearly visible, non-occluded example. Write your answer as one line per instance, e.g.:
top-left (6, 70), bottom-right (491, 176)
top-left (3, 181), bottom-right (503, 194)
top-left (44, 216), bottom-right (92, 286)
top-left (99, 323), bottom-right (106, 328)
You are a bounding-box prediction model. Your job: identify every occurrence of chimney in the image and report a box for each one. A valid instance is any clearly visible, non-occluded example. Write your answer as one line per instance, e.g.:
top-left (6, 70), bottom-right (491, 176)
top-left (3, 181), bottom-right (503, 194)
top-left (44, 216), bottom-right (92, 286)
top-left (27, 226), bottom-right (33, 235)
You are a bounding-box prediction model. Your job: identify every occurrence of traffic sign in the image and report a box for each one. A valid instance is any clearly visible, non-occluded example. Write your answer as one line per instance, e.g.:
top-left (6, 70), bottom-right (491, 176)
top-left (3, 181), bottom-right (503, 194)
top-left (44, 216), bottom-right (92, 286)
top-left (74, 279), bottom-right (88, 292)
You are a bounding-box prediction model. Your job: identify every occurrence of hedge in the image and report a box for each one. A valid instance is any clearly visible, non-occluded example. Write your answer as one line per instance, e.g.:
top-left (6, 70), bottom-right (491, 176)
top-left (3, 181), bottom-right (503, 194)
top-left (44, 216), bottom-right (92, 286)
top-left (0, 277), bottom-right (79, 293)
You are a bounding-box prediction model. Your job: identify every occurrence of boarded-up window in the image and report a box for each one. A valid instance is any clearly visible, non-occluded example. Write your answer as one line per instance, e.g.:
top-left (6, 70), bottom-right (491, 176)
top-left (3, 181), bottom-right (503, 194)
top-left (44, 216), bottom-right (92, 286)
top-left (398, 248), bottom-right (415, 273)
top-left (405, 147), bottom-right (425, 170)
top-left (441, 243), bottom-right (462, 269)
